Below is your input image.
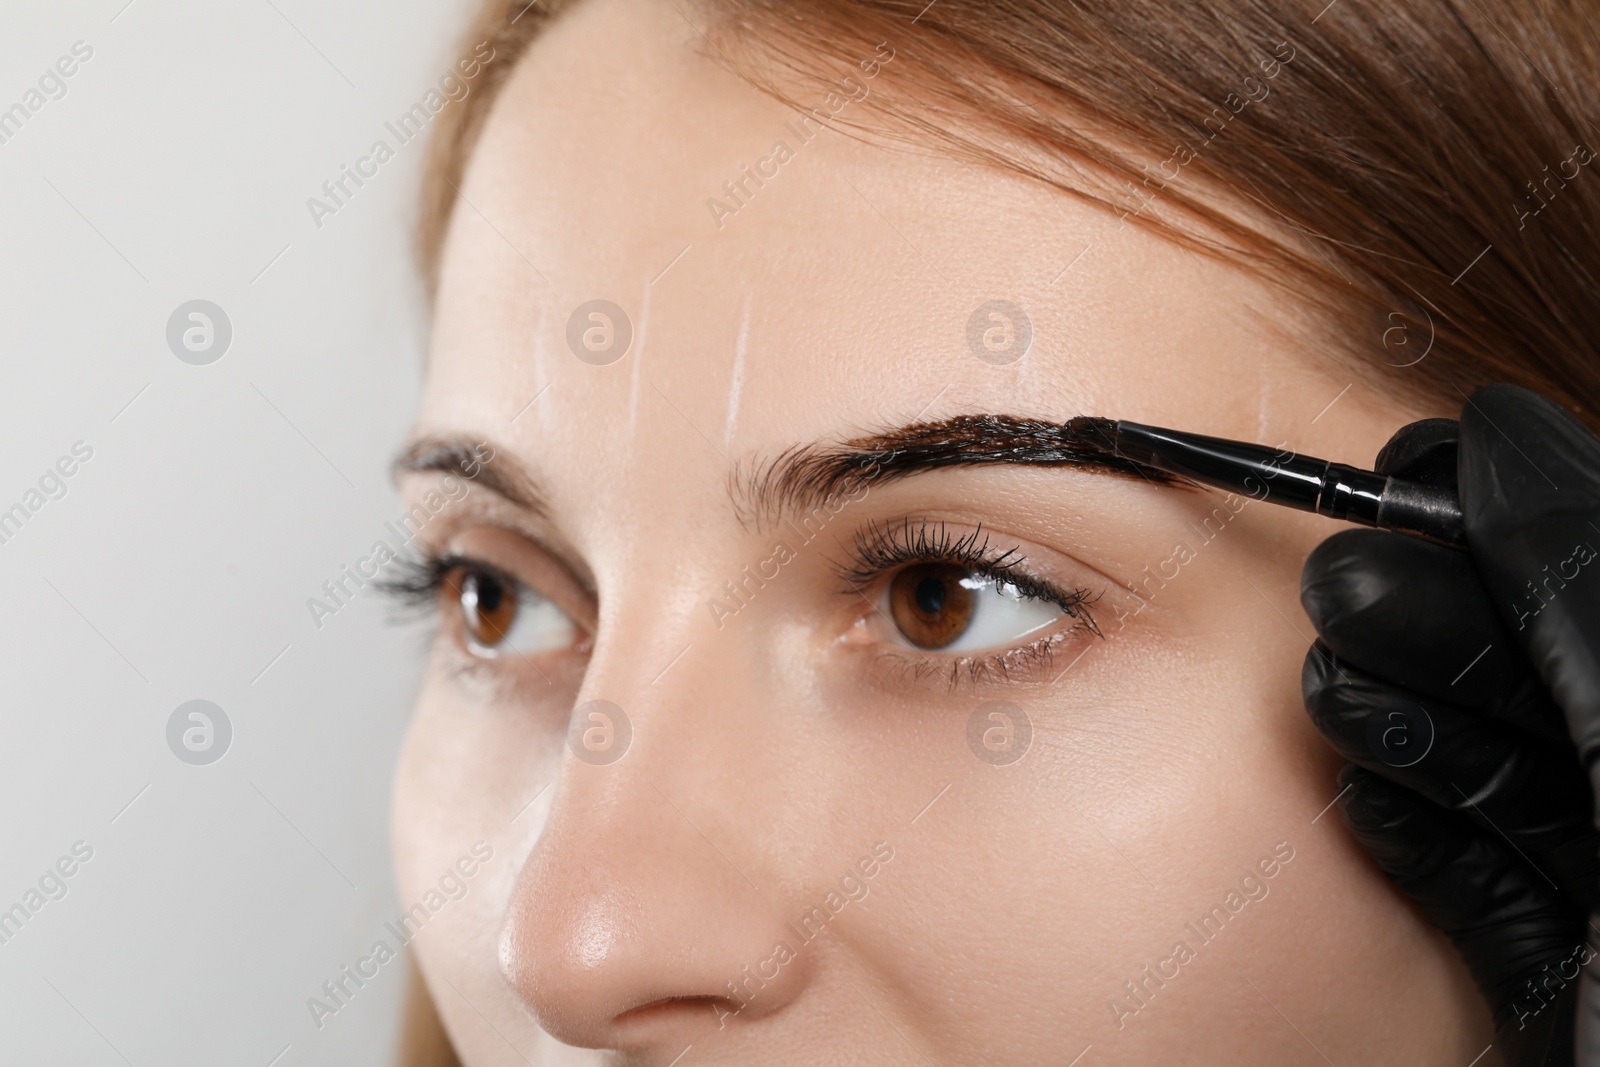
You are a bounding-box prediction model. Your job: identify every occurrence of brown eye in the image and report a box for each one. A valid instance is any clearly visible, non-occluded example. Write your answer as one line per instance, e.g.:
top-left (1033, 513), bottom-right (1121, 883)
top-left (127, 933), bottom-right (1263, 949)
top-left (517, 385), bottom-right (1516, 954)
top-left (889, 563), bottom-right (977, 649)
top-left (441, 562), bottom-right (581, 659)
top-left (448, 567), bottom-right (519, 649)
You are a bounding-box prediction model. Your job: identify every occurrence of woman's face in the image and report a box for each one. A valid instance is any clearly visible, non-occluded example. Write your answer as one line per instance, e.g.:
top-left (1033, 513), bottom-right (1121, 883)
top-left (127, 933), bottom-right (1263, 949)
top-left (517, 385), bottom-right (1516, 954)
top-left (393, 0), bottom-right (1487, 1062)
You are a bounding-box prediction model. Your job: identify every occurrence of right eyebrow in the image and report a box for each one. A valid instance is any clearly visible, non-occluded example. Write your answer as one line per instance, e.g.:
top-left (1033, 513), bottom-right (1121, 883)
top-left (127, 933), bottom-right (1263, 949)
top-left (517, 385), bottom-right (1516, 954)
top-left (731, 414), bottom-right (1182, 528)
top-left (391, 435), bottom-right (548, 515)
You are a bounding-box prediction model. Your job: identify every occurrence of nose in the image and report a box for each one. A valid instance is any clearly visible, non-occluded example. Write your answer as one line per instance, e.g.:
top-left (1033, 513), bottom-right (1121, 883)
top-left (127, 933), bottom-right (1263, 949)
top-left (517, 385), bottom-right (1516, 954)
top-left (498, 643), bottom-right (810, 1048)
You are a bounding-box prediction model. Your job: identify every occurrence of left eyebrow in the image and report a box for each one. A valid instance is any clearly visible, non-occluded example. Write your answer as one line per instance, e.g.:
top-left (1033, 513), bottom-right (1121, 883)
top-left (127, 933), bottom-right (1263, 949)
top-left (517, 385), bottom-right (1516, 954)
top-left (391, 434), bottom-right (547, 515)
top-left (731, 413), bottom-right (1182, 528)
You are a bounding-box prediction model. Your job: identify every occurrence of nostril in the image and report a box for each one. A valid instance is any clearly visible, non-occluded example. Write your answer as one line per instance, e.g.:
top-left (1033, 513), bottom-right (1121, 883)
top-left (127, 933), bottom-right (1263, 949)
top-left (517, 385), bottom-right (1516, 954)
top-left (614, 994), bottom-right (740, 1033)
top-left (495, 861), bottom-right (807, 1047)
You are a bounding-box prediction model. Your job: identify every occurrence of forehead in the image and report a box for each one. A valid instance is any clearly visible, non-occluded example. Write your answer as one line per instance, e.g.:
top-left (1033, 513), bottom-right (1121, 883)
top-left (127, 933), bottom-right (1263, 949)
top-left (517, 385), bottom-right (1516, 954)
top-left (420, 0), bottom-right (1303, 526)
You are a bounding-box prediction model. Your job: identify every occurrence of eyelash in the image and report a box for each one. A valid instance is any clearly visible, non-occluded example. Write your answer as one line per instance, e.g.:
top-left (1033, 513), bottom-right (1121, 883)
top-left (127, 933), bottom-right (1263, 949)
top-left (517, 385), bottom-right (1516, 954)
top-left (377, 552), bottom-right (488, 611)
top-left (834, 518), bottom-right (1103, 687)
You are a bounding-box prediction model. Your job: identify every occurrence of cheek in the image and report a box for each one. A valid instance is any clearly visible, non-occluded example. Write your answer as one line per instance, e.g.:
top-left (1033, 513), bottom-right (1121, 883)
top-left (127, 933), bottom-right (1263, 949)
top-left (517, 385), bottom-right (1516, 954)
top-left (391, 675), bottom-right (565, 983)
top-left (829, 556), bottom-right (1334, 1049)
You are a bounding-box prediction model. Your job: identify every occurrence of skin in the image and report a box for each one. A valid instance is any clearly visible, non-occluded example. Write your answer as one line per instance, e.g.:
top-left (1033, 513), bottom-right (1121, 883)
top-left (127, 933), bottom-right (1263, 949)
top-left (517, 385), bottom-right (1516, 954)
top-left (391, 0), bottom-right (1493, 1062)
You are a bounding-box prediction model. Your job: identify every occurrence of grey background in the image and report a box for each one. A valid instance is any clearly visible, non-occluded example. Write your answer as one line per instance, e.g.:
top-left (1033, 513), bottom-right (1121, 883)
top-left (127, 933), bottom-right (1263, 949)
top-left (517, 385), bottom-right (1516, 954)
top-left (0, 1), bottom-right (475, 1062)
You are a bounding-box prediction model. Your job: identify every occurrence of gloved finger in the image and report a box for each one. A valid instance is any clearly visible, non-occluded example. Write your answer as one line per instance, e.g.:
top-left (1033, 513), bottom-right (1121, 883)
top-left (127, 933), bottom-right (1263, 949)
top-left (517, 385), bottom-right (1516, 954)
top-left (1306, 646), bottom-right (1600, 910)
top-left (1373, 416), bottom-right (1460, 486)
top-left (1578, 948), bottom-right (1600, 1064)
top-left (1303, 528), bottom-right (1567, 745)
top-left (1338, 765), bottom-right (1587, 1050)
top-left (1459, 385), bottom-right (1600, 771)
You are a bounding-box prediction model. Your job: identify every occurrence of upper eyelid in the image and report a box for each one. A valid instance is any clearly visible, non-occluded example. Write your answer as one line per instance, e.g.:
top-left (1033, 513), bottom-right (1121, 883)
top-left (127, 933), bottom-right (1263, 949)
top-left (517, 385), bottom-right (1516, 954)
top-left (430, 549), bottom-right (566, 612)
top-left (447, 553), bottom-right (536, 601)
top-left (373, 551), bottom-right (536, 620)
top-left (834, 519), bottom-right (1020, 581)
top-left (441, 527), bottom-right (601, 634)
top-left (402, 497), bottom-right (601, 605)
top-left (832, 518), bottom-right (1067, 603)
top-left (842, 514), bottom-right (1142, 621)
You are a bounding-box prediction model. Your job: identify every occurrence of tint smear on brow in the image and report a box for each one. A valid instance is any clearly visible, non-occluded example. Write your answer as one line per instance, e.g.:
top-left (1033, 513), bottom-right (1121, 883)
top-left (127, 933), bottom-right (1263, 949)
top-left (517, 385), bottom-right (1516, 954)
top-left (738, 413), bottom-right (1179, 528)
top-left (843, 414), bottom-right (1178, 482)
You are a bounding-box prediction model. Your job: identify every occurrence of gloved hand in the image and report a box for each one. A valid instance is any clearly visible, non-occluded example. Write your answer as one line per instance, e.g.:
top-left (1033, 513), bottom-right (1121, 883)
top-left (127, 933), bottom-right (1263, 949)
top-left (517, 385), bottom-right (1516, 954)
top-left (1298, 384), bottom-right (1600, 1066)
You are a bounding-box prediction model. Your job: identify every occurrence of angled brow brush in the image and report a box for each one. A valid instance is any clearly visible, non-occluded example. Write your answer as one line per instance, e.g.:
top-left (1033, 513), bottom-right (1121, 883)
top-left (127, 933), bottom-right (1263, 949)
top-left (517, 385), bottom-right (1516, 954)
top-left (1065, 417), bottom-right (1467, 548)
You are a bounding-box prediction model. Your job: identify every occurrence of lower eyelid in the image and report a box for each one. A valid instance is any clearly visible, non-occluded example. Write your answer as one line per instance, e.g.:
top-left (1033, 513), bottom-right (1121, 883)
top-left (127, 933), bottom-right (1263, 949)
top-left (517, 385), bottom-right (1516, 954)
top-left (876, 624), bottom-right (1096, 690)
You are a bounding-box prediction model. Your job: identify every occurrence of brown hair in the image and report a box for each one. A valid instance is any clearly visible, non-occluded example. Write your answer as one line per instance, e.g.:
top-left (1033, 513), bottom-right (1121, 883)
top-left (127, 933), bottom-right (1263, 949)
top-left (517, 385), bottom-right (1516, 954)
top-left (422, 0), bottom-right (1600, 425)
top-left (407, 0), bottom-right (1600, 1055)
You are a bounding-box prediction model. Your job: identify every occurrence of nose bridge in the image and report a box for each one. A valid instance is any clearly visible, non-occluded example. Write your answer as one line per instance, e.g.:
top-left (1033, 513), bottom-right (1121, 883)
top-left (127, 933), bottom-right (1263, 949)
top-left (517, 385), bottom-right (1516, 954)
top-left (573, 540), bottom-right (763, 791)
top-left (570, 568), bottom-right (786, 856)
top-left (498, 569), bottom-right (812, 1045)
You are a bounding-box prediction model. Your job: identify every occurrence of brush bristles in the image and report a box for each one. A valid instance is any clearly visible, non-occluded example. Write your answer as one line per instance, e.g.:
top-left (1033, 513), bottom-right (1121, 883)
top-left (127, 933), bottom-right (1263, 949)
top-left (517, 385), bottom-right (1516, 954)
top-left (1062, 416), bottom-right (1119, 453)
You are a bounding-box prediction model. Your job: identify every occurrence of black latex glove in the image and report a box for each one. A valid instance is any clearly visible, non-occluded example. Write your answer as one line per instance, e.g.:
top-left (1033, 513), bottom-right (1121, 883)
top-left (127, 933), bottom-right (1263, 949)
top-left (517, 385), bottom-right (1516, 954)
top-left (1299, 384), bottom-right (1600, 1066)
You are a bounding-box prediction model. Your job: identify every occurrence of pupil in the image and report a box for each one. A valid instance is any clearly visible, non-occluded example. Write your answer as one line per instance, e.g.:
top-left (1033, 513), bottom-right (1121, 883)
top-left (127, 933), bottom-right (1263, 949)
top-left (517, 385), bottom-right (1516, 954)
top-left (914, 576), bottom-right (947, 615)
top-left (476, 576), bottom-right (503, 612)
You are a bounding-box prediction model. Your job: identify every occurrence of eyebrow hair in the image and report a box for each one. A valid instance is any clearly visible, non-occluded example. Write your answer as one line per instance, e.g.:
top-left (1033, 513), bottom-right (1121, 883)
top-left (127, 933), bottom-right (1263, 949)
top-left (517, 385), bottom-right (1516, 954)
top-left (391, 435), bottom-right (547, 515)
top-left (731, 414), bottom-right (1181, 527)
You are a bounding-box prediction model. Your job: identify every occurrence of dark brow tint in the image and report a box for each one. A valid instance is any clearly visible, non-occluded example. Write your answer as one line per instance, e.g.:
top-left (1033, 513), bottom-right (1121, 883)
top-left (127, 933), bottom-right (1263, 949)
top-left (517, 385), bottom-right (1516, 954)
top-left (734, 414), bottom-right (1182, 526)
